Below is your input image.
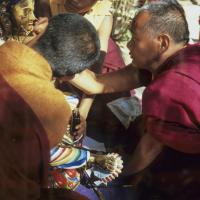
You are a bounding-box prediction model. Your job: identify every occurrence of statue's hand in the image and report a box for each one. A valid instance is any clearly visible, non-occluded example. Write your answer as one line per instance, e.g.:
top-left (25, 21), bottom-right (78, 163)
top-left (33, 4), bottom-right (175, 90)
top-left (94, 153), bottom-right (123, 183)
top-left (104, 153), bottom-right (123, 173)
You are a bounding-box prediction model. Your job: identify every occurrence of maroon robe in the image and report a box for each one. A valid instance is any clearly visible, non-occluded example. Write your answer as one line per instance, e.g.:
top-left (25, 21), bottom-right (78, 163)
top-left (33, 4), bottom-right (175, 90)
top-left (143, 43), bottom-right (200, 153)
top-left (102, 38), bottom-right (126, 73)
top-left (140, 43), bottom-right (200, 199)
top-left (0, 74), bottom-right (49, 199)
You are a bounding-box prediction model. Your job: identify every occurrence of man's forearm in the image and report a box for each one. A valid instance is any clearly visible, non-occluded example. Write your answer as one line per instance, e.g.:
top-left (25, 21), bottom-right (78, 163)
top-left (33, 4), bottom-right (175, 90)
top-left (78, 94), bottom-right (96, 119)
top-left (69, 65), bottom-right (152, 95)
top-left (123, 133), bottom-right (163, 176)
top-left (96, 64), bottom-right (152, 93)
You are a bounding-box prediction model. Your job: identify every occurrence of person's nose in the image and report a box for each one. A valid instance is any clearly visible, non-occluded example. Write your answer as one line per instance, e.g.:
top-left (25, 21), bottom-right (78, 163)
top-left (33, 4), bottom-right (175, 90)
top-left (29, 12), bottom-right (37, 22)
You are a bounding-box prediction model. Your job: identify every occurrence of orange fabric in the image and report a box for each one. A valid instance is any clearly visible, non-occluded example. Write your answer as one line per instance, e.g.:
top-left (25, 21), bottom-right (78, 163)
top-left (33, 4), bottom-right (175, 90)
top-left (0, 41), bottom-right (72, 148)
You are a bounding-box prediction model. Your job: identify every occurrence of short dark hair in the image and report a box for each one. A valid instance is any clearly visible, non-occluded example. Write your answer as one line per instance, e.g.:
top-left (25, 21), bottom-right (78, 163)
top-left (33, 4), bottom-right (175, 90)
top-left (34, 13), bottom-right (100, 77)
top-left (134, 1), bottom-right (189, 44)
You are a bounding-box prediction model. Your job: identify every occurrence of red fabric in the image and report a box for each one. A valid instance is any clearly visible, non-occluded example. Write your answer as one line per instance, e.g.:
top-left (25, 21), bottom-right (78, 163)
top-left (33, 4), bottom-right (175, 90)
top-left (143, 43), bottom-right (200, 153)
top-left (102, 38), bottom-right (126, 74)
top-left (0, 74), bottom-right (50, 199)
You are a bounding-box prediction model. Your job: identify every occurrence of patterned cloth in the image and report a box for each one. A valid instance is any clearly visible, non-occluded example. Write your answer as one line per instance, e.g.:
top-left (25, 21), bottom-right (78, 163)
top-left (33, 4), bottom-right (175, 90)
top-left (111, 0), bottom-right (136, 42)
top-left (110, 0), bottom-right (137, 64)
top-left (49, 143), bottom-right (89, 190)
top-left (50, 147), bottom-right (90, 169)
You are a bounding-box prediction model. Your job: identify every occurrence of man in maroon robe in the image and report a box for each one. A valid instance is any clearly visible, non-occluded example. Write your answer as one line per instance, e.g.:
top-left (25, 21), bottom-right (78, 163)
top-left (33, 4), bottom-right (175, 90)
top-left (69, 1), bottom-right (200, 199)
top-left (122, 2), bottom-right (200, 199)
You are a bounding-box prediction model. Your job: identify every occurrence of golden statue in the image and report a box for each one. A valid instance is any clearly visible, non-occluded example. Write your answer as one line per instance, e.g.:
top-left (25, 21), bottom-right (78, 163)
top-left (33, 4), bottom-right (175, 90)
top-left (0, 0), bottom-right (47, 44)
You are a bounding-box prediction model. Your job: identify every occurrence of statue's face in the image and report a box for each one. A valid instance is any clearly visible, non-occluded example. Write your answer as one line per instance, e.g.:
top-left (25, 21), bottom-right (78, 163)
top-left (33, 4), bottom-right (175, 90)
top-left (12, 0), bottom-right (36, 32)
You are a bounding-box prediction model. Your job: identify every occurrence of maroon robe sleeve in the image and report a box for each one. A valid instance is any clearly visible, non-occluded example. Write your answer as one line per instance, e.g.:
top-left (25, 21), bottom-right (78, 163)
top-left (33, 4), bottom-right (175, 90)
top-left (0, 74), bottom-right (50, 199)
top-left (143, 70), bottom-right (200, 153)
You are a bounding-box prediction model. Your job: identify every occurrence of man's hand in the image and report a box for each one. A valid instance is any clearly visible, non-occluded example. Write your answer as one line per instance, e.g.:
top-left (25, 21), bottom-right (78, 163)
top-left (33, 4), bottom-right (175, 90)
top-left (25, 17), bottom-right (49, 46)
top-left (33, 17), bottom-right (49, 35)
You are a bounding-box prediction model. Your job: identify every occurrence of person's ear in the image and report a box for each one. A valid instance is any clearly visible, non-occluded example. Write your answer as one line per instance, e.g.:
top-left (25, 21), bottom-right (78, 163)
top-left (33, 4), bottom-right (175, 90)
top-left (158, 34), bottom-right (170, 53)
